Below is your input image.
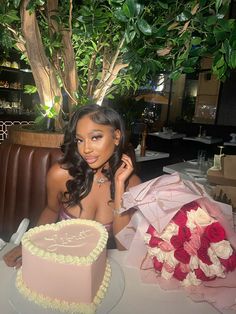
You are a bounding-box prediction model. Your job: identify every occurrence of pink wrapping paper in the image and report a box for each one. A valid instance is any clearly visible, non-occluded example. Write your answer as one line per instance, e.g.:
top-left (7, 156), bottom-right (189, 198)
top-left (116, 172), bottom-right (236, 313)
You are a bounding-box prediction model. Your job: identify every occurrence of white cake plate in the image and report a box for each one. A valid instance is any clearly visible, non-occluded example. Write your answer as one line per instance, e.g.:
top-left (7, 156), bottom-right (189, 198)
top-left (9, 258), bottom-right (125, 314)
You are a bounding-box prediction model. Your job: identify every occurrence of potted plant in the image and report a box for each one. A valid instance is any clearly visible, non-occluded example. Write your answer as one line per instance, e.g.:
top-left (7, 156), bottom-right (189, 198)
top-left (0, 0), bottom-right (235, 135)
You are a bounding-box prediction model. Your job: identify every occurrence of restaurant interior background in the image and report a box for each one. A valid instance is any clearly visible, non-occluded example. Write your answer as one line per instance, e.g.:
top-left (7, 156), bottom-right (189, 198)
top-left (0, 1), bottom-right (236, 182)
top-left (1, 53), bottom-right (236, 180)
top-left (1, 0), bottom-right (236, 259)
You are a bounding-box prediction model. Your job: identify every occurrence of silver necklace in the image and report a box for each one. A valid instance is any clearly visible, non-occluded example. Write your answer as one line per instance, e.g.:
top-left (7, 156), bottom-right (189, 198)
top-left (95, 176), bottom-right (109, 187)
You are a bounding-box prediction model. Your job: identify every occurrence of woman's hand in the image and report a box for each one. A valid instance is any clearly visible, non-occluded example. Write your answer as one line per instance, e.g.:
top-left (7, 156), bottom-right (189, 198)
top-left (3, 245), bottom-right (22, 268)
top-left (114, 154), bottom-right (134, 186)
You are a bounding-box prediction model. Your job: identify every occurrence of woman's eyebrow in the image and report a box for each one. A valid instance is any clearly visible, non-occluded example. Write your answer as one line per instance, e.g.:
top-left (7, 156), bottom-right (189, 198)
top-left (75, 129), bottom-right (104, 137)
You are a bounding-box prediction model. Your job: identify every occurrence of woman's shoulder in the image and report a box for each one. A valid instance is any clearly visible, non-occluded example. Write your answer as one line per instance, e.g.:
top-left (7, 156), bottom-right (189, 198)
top-left (47, 162), bottom-right (71, 181)
top-left (128, 173), bottom-right (142, 188)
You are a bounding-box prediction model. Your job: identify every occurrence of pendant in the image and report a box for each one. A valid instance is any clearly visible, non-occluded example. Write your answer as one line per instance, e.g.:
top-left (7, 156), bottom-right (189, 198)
top-left (96, 177), bottom-right (108, 187)
top-left (96, 177), bottom-right (107, 185)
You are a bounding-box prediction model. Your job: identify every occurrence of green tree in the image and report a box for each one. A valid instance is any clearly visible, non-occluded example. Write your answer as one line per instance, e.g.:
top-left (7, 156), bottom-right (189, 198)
top-left (0, 0), bottom-right (235, 129)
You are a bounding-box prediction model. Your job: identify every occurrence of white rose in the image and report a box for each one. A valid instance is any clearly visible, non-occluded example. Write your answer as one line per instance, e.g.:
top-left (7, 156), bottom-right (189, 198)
top-left (165, 251), bottom-right (178, 267)
top-left (150, 247), bottom-right (166, 262)
top-left (211, 240), bottom-right (233, 259)
top-left (182, 272), bottom-right (201, 287)
top-left (199, 260), bottom-right (225, 278)
top-left (208, 247), bottom-right (221, 265)
top-left (187, 207), bottom-right (214, 228)
top-left (186, 212), bottom-right (197, 230)
top-left (198, 260), bottom-right (212, 277)
top-left (161, 222), bottom-right (179, 241)
top-left (189, 255), bottom-right (199, 270)
top-left (209, 264), bottom-right (225, 278)
top-left (161, 267), bottom-right (173, 280)
top-left (147, 246), bottom-right (158, 257)
top-left (144, 233), bottom-right (151, 244)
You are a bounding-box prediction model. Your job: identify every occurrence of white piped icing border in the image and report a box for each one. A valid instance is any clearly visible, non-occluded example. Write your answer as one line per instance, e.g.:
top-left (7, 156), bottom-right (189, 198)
top-left (16, 260), bottom-right (111, 314)
top-left (21, 219), bottom-right (108, 265)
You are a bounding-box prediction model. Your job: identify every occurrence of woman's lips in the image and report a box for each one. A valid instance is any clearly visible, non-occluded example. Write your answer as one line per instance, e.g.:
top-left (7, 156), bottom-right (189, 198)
top-left (84, 156), bottom-right (98, 164)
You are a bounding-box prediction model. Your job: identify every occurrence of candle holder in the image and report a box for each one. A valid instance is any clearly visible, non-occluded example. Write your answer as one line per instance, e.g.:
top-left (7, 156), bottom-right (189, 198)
top-left (230, 133), bottom-right (236, 143)
top-left (217, 145), bottom-right (224, 156)
top-left (197, 125), bottom-right (202, 138)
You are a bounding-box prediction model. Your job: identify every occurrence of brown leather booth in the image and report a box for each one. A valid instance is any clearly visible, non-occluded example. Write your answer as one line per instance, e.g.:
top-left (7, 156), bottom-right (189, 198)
top-left (0, 142), bottom-right (61, 241)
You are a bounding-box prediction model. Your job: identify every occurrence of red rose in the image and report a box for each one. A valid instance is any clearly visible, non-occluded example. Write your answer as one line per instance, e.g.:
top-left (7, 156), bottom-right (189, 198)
top-left (181, 201), bottom-right (199, 212)
top-left (220, 252), bottom-right (236, 272)
top-left (200, 236), bottom-right (210, 249)
top-left (170, 234), bottom-right (184, 249)
top-left (173, 263), bottom-right (188, 281)
top-left (195, 267), bottom-right (215, 281)
top-left (172, 210), bottom-right (187, 226)
top-left (204, 222), bottom-right (226, 243)
top-left (147, 225), bottom-right (156, 236)
top-left (153, 256), bottom-right (163, 271)
top-left (179, 226), bottom-right (191, 241)
top-left (197, 246), bottom-right (212, 265)
top-left (174, 247), bottom-right (191, 264)
top-left (149, 236), bottom-right (161, 248)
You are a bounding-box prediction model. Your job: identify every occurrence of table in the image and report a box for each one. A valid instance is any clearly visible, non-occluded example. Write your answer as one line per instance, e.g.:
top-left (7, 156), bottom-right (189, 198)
top-left (149, 132), bottom-right (186, 140)
top-left (0, 245), bottom-right (226, 314)
top-left (183, 136), bottom-right (223, 145)
top-left (135, 149), bottom-right (169, 162)
top-left (162, 160), bottom-right (208, 183)
top-left (224, 142), bottom-right (236, 146)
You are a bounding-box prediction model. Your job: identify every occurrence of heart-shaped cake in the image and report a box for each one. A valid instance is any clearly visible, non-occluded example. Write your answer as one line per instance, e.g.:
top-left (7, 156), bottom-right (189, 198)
top-left (16, 219), bottom-right (111, 313)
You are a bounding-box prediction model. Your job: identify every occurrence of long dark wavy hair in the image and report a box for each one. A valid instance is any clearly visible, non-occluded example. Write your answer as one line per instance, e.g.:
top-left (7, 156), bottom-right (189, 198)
top-left (60, 104), bottom-right (133, 210)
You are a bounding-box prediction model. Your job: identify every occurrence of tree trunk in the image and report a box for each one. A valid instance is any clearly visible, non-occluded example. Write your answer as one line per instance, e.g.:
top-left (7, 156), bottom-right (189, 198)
top-left (21, 0), bottom-right (62, 129)
top-left (61, 30), bottom-right (78, 114)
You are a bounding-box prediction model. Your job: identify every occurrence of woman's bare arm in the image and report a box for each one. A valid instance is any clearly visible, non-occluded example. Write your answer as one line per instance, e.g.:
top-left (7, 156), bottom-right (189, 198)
top-left (36, 163), bottom-right (67, 225)
top-left (3, 163), bottom-right (67, 267)
top-left (112, 154), bottom-right (141, 249)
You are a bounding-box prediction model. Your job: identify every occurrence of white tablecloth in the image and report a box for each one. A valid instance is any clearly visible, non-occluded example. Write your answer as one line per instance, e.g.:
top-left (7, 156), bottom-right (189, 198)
top-left (0, 244), bottom-right (226, 314)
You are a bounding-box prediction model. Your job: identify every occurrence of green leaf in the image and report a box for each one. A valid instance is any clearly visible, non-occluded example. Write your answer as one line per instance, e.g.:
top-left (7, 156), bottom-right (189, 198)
top-left (192, 37), bottom-right (202, 46)
top-left (135, 3), bottom-right (143, 16)
top-left (113, 8), bottom-right (128, 22)
top-left (183, 67), bottom-right (195, 73)
top-left (91, 40), bottom-right (97, 51)
top-left (113, 77), bottom-right (122, 84)
top-left (24, 85), bottom-right (37, 94)
top-left (109, 0), bottom-right (124, 4)
top-left (122, 0), bottom-right (136, 18)
top-left (79, 6), bottom-right (92, 17)
top-left (206, 16), bottom-right (217, 26)
top-left (157, 1), bottom-right (168, 10)
top-left (229, 50), bottom-right (236, 68)
top-left (215, 0), bottom-right (223, 12)
top-left (137, 19), bottom-right (152, 35)
top-left (107, 94), bottom-right (115, 99)
top-left (35, 116), bottom-right (45, 124)
top-left (125, 28), bottom-right (136, 43)
top-left (13, 0), bottom-right (21, 8)
top-left (169, 70), bottom-right (181, 80)
top-left (1, 10), bottom-right (20, 23)
top-left (54, 96), bottom-right (61, 104)
top-left (215, 56), bottom-right (225, 68)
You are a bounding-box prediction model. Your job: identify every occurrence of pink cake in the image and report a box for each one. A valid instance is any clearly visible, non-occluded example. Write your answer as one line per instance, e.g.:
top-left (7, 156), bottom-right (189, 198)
top-left (16, 219), bottom-right (111, 313)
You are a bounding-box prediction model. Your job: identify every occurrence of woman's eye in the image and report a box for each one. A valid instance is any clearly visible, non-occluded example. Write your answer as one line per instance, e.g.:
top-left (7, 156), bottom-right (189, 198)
top-left (75, 138), bottom-right (82, 144)
top-left (92, 135), bottom-right (102, 141)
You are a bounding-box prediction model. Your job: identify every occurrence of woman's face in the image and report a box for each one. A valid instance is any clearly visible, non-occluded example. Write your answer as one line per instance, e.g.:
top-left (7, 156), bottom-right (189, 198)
top-left (75, 115), bottom-right (121, 169)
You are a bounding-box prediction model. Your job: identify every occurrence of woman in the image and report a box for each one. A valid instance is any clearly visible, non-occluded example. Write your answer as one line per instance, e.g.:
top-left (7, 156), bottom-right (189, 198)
top-left (4, 104), bottom-right (141, 267)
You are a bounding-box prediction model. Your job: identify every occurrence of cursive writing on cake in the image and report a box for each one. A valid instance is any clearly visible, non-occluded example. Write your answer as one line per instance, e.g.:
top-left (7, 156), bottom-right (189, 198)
top-left (44, 229), bottom-right (94, 252)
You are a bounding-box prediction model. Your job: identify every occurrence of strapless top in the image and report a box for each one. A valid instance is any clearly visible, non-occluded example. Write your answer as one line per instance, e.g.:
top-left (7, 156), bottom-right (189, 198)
top-left (59, 206), bottom-right (114, 241)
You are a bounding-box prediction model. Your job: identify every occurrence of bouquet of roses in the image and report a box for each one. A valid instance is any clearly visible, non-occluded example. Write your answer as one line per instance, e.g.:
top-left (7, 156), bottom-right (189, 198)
top-left (144, 201), bottom-right (236, 287)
